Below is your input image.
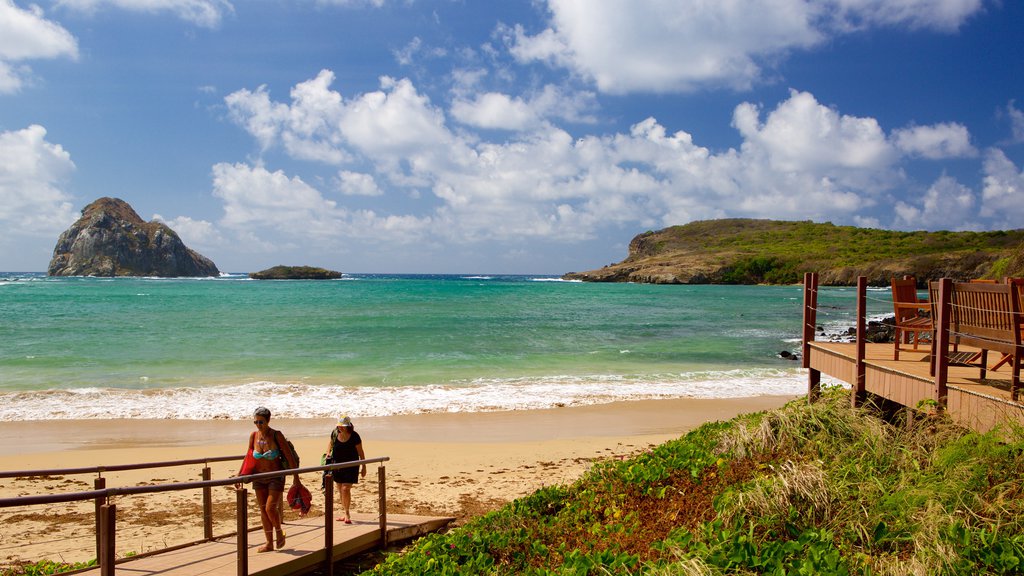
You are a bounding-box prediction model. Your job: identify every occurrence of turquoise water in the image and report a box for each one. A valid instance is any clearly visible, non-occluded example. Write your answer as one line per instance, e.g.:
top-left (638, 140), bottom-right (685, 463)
top-left (0, 273), bottom-right (884, 420)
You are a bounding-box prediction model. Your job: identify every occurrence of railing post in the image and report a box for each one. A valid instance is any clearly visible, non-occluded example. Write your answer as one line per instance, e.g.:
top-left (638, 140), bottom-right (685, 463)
top-left (94, 477), bottom-right (106, 562)
top-left (236, 488), bottom-right (248, 576)
top-left (803, 272), bottom-right (821, 401)
top-left (202, 466), bottom-right (213, 541)
top-left (933, 278), bottom-right (952, 410)
top-left (852, 276), bottom-right (867, 407)
top-left (324, 474), bottom-right (334, 576)
top-left (99, 503), bottom-right (115, 576)
top-left (378, 465), bottom-right (387, 549)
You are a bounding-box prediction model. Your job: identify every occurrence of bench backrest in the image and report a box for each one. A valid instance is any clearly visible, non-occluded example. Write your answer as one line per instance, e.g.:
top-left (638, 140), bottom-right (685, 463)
top-left (948, 281), bottom-right (1023, 353)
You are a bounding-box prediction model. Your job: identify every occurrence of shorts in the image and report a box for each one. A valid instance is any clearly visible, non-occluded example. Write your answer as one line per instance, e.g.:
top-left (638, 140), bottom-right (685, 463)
top-left (252, 475), bottom-right (285, 492)
top-left (332, 465), bottom-right (359, 485)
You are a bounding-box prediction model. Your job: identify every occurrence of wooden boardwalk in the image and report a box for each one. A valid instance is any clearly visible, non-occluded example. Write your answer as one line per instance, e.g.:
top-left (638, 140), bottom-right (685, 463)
top-left (78, 512), bottom-right (453, 576)
top-left (801, 273), bottom-right (1024, 434)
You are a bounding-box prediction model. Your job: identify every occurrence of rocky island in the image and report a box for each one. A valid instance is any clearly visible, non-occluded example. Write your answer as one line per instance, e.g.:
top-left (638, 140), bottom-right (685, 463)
top-left (48, 197), bottom-right (219, 277)
top-left (249, 266), bottom-right (342, 280)
top-left (564, 219), bottom-right (1024, 285)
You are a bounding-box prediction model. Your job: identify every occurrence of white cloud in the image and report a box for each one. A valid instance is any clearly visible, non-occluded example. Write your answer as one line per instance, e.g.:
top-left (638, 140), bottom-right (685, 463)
top-left (451, 92), bottom-right (541, 131)
top-left (0, 125), bottom-right (77, 236)
top-left (980, 149), bottom-right (1024, 228)
top-left (733, 89), bottom-right (898, 178)
top-left (451, 85), bottom-right (597, 131)
top-left (336, 170), bottom-right (382, 196)
top-left (222, 71), bottom-right (998, 258)
top-left (210, 162), bottom-right (432, 248)
top-left (509, 0), bottom-right (985, 95)
top-left (1006, 100), bottom-right (1024, 145)
top-left (829, 0), bottom-right (983, 32)
top-left (56, 0), bottom-right (234, 27)
top-left (152, 213), bottom-right (224, 247)
top-left (509, 0), bottom-right (821, 94)
top-left (893, 122), bottom-right (977, 159)
top-left (211, 162), bottom-right (343, 237)
top-left (0, 0), bottom-right (78, 94)
top-left (893, 174), bottom-right (978, 229)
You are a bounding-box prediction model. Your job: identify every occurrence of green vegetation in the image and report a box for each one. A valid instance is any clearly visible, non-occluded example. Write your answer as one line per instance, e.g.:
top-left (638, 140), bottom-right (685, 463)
top-left (639, 220), bottom-right (1023, 267)
top-left (566, 219), bottom-right (1024, 284)
top-left (363, 388), bottom-right (1024, 575)
top-left (1, 559), bottom-right (97, 576)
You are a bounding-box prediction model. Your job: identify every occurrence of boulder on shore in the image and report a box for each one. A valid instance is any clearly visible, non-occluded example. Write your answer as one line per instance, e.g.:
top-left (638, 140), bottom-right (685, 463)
top-left (48, 197), bottom-right (220, 277)
top-left (249, 266), bottom-right (342, 280)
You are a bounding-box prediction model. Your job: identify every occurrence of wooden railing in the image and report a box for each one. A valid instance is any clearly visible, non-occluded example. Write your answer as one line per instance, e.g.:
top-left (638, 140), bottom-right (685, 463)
top-left (0, 456), bottom-right (390, 576)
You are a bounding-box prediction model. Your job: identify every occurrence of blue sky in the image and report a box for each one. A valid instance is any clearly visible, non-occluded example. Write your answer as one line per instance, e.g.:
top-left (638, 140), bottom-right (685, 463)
top-left (1, 0), bottom-right (1022, 274)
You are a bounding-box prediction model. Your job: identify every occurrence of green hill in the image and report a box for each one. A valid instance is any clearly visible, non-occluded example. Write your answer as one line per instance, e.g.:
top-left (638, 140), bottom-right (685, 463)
top-left (563, 219), bottom-right (1024, 285)
top-left (363, 388), bottom-right (1024, 575)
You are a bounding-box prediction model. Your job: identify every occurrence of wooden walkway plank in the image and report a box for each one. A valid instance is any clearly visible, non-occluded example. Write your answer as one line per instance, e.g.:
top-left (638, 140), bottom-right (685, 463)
top-left (807, 341), bottom-right (1024, 433)
top-left (75, 513), bottom-right (453, 576)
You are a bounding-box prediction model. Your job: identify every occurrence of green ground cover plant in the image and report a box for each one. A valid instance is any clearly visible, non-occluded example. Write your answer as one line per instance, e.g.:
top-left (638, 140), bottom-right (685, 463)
top-left (363, 388), bottom-right (1024, 575)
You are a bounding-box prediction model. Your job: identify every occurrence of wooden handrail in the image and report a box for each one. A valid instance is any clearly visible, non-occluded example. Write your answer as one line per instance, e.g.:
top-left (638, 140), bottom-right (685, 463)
top-left (0, 454), bottom-right (243, 479)
top-left (0, 457), bottom-right (390, 508)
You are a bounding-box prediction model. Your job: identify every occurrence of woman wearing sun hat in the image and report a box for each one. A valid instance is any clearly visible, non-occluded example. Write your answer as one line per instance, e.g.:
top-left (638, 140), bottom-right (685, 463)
top-left (326, 415), bottom-right (366, 524)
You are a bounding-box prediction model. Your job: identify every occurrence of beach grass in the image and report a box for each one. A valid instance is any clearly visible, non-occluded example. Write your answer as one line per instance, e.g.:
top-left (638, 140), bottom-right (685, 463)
top-left (363, 387), bottom-right (1024, 575)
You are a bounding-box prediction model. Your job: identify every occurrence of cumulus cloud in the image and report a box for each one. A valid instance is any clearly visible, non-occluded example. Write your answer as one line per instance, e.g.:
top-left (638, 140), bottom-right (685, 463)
top-left (0, 125), bottom-right (78, 236)
top-left (0, 1), bottom-right (78, 94)
top-left (451, 85), bottom-right (597, 131)
top-left (980, 149), bottom-right (1024, 228)
top-left (1006, 100), bottom-right (1024, 144)
top-left (152, 213), bottom-right (224, 248)
top-left (56, 0), bottom-right (234, 27)
top-left (893, 122), bottom-right (977, 159)
top-left (508, 0), bottom-right (985, 94)
top-left (336, 170), bottom-right (383, 196)
top-left (212, 162), bottom-right (344, 237)
top-left (893, 174), bottom-right (978, 229)
top-left (733, 89), bottom-right (899, 189)
top-left (225, 72), bottom-right (969, 248)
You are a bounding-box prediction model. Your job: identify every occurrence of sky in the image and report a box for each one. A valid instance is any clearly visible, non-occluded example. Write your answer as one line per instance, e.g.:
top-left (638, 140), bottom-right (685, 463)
top-left (1, 0), bottom-right (1022, 274)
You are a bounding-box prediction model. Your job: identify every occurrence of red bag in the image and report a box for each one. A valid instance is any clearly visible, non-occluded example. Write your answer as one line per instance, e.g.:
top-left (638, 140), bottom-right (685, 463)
top-left (287, 483), bottom-right (312, 515)
top-left (239, 449), bottom-right (257, 476)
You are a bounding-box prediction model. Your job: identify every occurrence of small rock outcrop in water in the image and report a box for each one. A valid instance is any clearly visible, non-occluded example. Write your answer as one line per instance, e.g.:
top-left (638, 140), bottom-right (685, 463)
top-left (249, 265), bottom-right (342, 280)
top-left (48, 197), bottom-right (220, 277)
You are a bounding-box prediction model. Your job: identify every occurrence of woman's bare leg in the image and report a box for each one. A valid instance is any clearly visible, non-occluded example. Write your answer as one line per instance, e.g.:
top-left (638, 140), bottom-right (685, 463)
top-left (336, 483), bottom-right (353, 521)
top-left (254, 486), bottom-right (274, 552)
top-left (267, 489), bottom-right (286, 548)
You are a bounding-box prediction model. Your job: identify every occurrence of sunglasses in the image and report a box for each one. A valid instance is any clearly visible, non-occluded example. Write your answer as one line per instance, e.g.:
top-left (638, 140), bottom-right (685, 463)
top-left (253, 419), bottom-right (267, 425)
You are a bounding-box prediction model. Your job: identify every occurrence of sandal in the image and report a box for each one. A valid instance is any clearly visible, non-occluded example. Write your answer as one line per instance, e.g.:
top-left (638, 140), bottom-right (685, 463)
top-left (276, 529), bottom-right (286, 548)
top-left (257, 543), bottom-right (273, 553)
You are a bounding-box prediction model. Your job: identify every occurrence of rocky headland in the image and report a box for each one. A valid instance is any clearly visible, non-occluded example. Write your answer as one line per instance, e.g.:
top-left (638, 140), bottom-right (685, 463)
top-left (249, 266), bottom-right (342, 280)
top-left (564, 219), bottom-right (1024, 285)
top-left (48, 197), bottom-right (219, 277)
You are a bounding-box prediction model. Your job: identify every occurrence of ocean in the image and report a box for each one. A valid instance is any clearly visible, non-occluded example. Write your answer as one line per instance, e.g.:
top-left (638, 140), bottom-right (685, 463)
top-left (0, 273), bottom-right (889, 421)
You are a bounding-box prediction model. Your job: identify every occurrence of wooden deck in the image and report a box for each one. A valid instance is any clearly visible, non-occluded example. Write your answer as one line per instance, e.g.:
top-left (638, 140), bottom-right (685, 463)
top-left (808, 340), bottom-right (1024, 433)
top-left (77, 512), bottom-right (453, 576)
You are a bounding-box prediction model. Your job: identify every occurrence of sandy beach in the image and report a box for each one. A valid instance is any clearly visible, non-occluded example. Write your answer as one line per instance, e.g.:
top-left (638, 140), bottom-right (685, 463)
top-left (0, 396), bottom-right (795, 566)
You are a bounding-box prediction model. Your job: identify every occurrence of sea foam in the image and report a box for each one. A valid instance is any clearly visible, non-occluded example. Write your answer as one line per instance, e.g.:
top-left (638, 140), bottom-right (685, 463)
top-left (0, 369), bottom-right (827, 421)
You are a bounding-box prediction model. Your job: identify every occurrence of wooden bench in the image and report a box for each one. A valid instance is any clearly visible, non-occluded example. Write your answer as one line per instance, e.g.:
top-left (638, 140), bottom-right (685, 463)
top-left (937, 281), bottom-right (1023, 400)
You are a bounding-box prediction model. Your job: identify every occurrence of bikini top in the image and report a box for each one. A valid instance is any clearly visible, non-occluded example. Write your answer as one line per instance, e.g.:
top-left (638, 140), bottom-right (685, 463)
top-left (253, 449), bottom-right (280, 459)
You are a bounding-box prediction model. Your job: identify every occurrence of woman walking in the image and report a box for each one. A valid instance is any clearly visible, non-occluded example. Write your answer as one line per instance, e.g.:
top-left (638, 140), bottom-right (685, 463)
top-left (239, 407), bottom-right (302, 552)
top-left (326, 415), bottom-right (366, 524)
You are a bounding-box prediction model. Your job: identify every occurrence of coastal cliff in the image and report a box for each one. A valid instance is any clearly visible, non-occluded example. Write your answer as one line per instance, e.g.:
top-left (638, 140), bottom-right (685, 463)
top-left (48, 197), bottom-right (220, 277)
top-left (563, 219), bottom-right (1024, 285)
